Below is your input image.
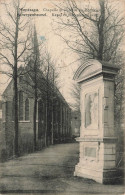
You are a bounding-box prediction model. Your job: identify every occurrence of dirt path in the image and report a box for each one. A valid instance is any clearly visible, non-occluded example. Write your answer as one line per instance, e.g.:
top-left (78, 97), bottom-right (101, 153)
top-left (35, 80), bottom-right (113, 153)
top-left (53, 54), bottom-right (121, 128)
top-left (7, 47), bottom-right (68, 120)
top-left (0, 143), bottom-right (124, 194)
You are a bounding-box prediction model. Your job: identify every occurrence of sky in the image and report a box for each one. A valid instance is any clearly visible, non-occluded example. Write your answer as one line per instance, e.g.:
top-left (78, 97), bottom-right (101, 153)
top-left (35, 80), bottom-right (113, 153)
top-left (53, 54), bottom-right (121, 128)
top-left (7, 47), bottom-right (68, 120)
top-left (0, 0), bottom-right (125, 104)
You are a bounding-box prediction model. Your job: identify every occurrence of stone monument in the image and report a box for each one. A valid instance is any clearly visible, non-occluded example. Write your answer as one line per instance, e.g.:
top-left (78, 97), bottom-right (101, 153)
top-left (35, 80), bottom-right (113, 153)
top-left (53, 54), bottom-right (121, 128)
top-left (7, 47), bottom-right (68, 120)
top-left (73, 59), bottom-right (119, 184)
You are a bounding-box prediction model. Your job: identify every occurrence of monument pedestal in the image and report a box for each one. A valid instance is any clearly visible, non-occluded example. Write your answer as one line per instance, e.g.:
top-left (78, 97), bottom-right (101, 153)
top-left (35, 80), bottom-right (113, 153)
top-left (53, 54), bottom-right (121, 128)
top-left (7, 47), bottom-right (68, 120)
top-left (73, 60), bottom-right (119, 184)
top-left (74, 164), bottom-right (119, 184)
top-left (74, 138), bottom-right (118, 184)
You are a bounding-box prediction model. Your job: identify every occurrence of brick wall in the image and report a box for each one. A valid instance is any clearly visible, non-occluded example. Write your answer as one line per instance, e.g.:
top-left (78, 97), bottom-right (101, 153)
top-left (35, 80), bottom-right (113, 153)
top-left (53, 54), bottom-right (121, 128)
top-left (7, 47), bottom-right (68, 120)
top-left (1, 97), bottom-right (41, 158)
top-left (1, 75), bottom-right (72, 159)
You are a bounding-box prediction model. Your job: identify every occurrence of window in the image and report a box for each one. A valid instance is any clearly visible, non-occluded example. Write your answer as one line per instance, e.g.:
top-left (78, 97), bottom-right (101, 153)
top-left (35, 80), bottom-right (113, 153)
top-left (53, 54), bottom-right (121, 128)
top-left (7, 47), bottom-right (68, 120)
top-left (25, 98), bottom-right (29, 121)
top-left (19, 91), bottom-right (23, 120)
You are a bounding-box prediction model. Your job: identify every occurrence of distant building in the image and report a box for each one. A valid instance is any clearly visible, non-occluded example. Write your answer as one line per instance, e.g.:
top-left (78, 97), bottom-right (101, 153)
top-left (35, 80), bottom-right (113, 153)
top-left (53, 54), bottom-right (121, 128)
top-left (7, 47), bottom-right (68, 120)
top-left (71, 111), bottom-right (80, 138)
top-left (1, 67), bottom-right (71, 157)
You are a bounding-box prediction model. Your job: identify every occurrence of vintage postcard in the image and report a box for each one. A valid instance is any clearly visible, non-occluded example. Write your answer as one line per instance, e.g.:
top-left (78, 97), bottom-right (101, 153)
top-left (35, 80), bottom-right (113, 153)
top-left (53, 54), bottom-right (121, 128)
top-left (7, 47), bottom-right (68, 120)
top-left (0, 0), bottom-right (124, 194)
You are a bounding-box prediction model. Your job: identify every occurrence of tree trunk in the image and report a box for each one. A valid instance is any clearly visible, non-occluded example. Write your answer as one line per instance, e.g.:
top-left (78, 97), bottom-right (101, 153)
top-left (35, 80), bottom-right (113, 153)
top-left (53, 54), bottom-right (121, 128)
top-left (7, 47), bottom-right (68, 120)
top-left (51, 102), bottom-right (54, 145)
top-left (14, 76), bottom-right (19, 156)
top-left (98, 0), bottom-right (105, 60)
top-left (45, 63), bottom-right (49, 146)
top-left (33, 96), bottom-right (37, 151)
top-left (14, 9), bottom-right (19, 157)
top-left (51, 69), bottom-right (54, 145)
top-left (33, 55), bottom-right (38, 151)
top-left (45, 99), bottom-right (47, 147)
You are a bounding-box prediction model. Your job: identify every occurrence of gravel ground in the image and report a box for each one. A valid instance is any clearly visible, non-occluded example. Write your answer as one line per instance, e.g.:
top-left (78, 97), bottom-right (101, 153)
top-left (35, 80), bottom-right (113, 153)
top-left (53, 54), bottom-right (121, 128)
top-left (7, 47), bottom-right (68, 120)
top-left (0, 143), bottom-right (124, 194)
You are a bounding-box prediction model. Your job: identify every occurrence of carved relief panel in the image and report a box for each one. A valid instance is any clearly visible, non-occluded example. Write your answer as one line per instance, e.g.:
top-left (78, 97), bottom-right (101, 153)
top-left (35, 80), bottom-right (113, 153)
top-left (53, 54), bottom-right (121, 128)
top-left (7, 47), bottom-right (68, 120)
top-left (85, 92), bottom-right (98, 129)
top-left (80, 78), bottom-right (103, 137)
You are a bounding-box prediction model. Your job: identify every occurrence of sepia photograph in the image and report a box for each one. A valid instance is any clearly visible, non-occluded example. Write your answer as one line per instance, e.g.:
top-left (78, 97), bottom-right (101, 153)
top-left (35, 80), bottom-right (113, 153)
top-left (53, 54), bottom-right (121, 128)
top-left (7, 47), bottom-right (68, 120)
top-left (0, 0), bottom-right (125, 194)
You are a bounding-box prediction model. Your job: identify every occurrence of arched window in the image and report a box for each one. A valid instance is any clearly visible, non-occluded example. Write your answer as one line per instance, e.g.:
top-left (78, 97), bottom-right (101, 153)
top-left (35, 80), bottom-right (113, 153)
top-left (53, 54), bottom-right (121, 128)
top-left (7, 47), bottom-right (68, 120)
top-left (25, 98), bottom-right (29, 121)
top-left (19, 91), bottom-right (23, 121)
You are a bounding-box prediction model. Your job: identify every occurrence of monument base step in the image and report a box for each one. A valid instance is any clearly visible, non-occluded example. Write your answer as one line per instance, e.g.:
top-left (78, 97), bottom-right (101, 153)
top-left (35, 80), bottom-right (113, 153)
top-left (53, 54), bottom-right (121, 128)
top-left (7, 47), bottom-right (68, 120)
top-left (74, 164), bottom-right (122, 184)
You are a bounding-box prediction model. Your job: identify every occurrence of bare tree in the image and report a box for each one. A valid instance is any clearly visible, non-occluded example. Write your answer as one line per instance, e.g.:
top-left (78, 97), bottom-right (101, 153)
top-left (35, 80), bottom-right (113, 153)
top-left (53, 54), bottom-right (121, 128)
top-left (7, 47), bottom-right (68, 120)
top-left (20, 37), bottom-right (61, 148)
top-left (54, 0), bottom-right (124, 62)
top-left (0, 0), bottom-right (32, 156)
top-left (69, 82), bottom-right (80, 111)
top-left (41, 50), bottom-right (61, 146)
top-left (18, 26), bottom-right (45, 150)
top-left (31, 26), bottom-right (42, 151)
top-left (53, 0), bottom-right (125, 117)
